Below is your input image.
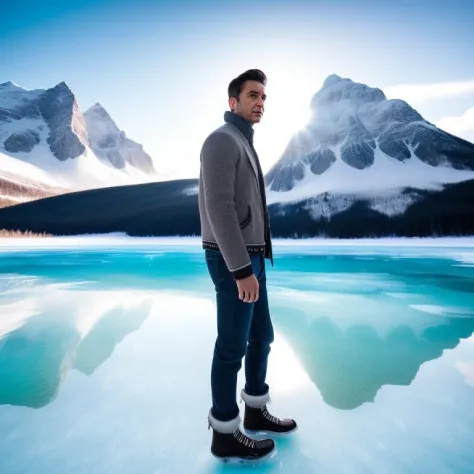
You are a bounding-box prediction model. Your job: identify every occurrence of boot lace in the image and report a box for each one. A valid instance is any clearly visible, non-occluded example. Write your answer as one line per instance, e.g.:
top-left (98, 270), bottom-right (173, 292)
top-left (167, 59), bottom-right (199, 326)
top-left (261, 407), bottom-right (280, 425)
top-left (233, 429), bottom-right (255, 448)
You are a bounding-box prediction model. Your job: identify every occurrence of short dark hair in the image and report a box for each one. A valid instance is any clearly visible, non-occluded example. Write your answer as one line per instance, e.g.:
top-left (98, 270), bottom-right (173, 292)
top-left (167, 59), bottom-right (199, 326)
top-left (228, 69), bottom-right (267, 99)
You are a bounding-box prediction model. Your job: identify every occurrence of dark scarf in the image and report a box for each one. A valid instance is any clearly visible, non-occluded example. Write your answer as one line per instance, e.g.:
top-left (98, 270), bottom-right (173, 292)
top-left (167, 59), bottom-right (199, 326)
top-left (224, 111), bottom-right (273, 266)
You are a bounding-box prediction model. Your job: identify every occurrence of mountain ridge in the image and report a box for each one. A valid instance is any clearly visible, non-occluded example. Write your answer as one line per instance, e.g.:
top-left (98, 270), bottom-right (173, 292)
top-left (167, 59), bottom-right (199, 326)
top-left (0, 80), bottom-right (160, 202)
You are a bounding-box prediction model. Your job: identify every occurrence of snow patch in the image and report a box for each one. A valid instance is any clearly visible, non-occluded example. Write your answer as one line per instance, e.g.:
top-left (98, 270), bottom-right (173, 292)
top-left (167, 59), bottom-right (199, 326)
top-left (182, 184), bottom-right (198, 196)
top-left (0, 152), bottom-right (62, 188)
top-left (369, 192), bottom-right (419, 216)
top-left (266, 143), bottom-right (474, 218)
top-left (267, 147), bottom-right (474, 205)
top-left (0, 83), bottom-right (43, 111)
top-left (302, 193), bottom-right (354, 220)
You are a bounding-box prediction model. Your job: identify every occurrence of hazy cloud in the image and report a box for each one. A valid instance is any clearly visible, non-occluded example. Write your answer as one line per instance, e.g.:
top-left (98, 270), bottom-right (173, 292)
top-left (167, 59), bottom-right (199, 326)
top-left (385, 79), bottom-right (474, 104)
top-left (437, 107), bottom-right (474, 142)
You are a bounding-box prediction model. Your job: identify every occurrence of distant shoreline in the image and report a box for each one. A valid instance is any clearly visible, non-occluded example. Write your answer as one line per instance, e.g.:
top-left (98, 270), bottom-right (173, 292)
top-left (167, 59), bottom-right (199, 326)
top-left (1, 233), bottom-right (474, 248)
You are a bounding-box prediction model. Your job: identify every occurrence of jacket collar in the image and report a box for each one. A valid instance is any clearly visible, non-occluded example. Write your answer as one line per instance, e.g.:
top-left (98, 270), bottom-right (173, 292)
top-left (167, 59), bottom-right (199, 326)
top-left (224, 111), bottom-right (254, 144)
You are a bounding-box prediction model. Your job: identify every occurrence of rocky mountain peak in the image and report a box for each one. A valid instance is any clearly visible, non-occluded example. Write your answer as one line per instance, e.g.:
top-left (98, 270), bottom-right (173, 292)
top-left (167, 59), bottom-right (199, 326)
top-left (322, 74), bottom-right (343, 87)
top-left (0, 81), bottom-right (23, 90)
top-left (265, 75), bottom-right (474, 194)
top-left (311, 75), bottom-right (386, 109)
top-left (83, 103), bottom-right (155, 175)
top-left (37, 82), bottom-right (88, 161)
top-left (84, 103), bottom-right (118, 131)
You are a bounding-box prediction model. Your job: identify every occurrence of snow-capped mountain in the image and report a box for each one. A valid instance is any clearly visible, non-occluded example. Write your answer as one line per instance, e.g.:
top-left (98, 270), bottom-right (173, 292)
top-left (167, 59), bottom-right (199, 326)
top-left (265, 74), bottom-right (474, 217)
top-left (83, 103), bottom-right (155, 175)
top-left (0, 80), bottom-right (163, 207)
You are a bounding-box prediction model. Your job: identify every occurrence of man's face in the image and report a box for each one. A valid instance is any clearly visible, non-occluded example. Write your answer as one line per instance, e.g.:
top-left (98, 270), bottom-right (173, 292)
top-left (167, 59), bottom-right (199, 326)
top-left (229, 80), bottom-right (266, 124)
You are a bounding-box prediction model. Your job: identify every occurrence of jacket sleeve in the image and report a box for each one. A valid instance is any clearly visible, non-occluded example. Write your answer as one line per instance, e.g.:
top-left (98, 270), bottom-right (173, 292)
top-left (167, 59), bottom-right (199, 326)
top-left (200, 131), bottom-right (253, 280)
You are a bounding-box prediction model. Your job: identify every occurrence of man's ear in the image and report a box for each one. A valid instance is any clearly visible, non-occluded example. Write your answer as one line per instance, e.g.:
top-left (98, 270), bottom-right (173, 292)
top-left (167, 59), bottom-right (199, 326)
top-left (228, 97), bottom-right (237, 111)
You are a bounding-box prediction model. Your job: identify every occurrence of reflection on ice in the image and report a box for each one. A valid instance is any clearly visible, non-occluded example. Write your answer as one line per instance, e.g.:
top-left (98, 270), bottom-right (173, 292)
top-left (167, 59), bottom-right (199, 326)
top-left (0, 284), bottom-right (154, 408)
top-left (273, 306), bottom-right (474, 409)
top-left (268, 257), bottom-right (474, 411)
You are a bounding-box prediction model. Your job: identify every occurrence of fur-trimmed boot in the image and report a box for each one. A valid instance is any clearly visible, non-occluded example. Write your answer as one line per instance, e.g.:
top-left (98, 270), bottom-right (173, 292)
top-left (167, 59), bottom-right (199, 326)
top-left (241, 389), bottom-right (298, 435)
top-left (208, 410), bottom-right (275, 463)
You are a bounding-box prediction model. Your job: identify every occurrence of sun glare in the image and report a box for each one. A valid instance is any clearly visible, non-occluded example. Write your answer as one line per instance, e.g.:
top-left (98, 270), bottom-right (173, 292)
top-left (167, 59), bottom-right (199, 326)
top-left (255, 72), bottom-right (315, 170)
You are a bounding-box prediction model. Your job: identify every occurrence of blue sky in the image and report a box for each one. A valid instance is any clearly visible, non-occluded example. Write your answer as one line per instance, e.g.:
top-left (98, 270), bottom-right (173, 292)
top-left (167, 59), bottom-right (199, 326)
top-left (2, 0), bottom-right (474, 178)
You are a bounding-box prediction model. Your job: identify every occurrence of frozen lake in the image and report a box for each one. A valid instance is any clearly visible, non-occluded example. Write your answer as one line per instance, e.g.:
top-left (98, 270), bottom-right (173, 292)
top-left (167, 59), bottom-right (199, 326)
top-left (1, 236), bottom-right (474, 473)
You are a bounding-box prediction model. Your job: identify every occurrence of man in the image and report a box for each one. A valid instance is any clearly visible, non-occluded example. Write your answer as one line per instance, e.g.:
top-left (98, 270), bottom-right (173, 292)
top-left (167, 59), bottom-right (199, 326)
top-left (198, 69), bottom-right (297, 463)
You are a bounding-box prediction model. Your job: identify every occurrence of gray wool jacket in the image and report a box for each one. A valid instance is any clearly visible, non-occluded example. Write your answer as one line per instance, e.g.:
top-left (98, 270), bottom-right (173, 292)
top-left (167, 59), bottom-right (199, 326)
top-left (198, 114), bottom-right (269, 280)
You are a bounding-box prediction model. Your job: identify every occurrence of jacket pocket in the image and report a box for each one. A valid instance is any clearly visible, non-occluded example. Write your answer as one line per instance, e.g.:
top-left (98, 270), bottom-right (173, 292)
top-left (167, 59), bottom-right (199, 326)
top-left (239, 205), bottom-right (252, 229)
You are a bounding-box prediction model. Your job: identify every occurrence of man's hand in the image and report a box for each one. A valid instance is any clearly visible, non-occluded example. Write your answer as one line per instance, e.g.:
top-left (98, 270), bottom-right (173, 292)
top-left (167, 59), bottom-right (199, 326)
top-left (236, 274), bottom-right (259, 303)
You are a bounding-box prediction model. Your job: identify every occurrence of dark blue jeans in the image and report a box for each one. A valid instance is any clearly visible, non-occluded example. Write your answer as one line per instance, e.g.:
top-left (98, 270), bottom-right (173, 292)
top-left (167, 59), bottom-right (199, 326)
top-left (205, 249), bottom-right (274, 422)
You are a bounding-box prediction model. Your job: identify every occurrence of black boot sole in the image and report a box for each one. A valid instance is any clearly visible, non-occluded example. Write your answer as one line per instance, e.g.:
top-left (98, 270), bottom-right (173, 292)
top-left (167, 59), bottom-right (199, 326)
top-left (244, 425), bottom-right (298, 437)
top-left (211, 446), bottom-right (277, 464)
